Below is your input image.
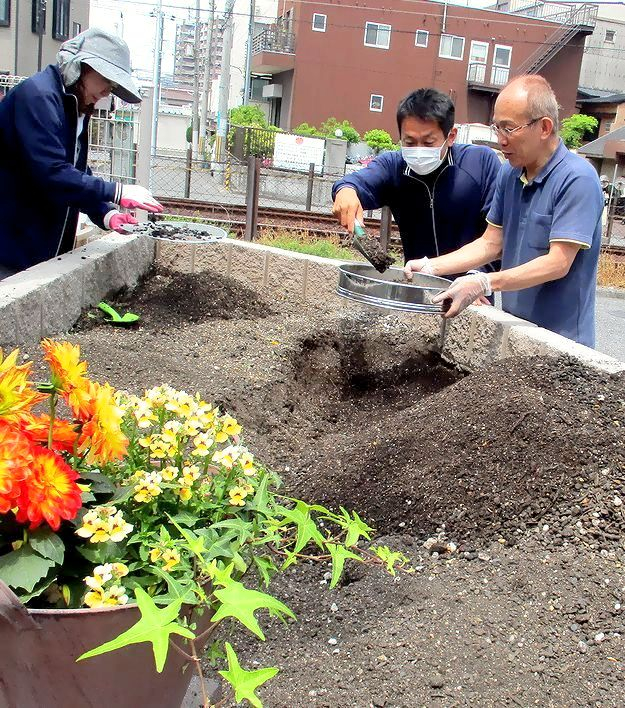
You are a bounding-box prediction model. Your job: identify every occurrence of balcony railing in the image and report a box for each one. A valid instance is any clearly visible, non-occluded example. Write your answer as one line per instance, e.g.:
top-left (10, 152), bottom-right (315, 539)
top-left (252, 26), bottom-right (296, 56)
top-left (467, 63), bottom-right (509, 89)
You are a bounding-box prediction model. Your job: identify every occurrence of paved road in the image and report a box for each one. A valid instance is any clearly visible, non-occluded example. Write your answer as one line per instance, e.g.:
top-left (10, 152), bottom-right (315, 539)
top-left (596, 289), bottom-right (625, 362)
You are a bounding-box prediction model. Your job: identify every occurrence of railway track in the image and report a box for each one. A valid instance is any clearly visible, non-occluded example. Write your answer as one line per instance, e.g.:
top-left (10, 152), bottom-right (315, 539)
top-left (159, 198), bottom-right (625, 258)
top-left (157, 197), bottom-right (399, 241)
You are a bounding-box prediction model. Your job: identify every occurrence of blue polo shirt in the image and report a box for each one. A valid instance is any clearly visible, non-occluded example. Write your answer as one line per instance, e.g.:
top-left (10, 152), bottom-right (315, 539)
top-left (487, 140), bottom-right (603, 347)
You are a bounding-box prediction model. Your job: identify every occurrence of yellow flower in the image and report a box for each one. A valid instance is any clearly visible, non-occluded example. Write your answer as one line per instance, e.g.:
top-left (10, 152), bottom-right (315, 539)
top-left (238, 451), bottom-right (257, 477)
top-left (134, 473), bottom-right (162, 503)
top-left (111, 562), bottom-right (129, 578)
top-left (84, 564), bottom-right (113, 589)
top-left (150, 547), bottom-right (180, 571)
top-left (192, 432), bottom-right (214, 457)
top-left (228, 486), bottom-right (248, 507)
top-left (215, 415), bottom-right (242, 443)
top-left (212, 446), bottom-right (239, 469)
top-left (161, 465), bottom-right (179, 482)
top-left (108, 511), bottom-right (133, 542)
top-left (105, 585), bottom-right (129, 606)
top-left (180, 464), bottom-right (200, 486)
top-left (176, 487), bottom-right (192, 502)
top-left (84, 587), bottom-right (107, 608)
top-left (138, 435), bottom-right (152, 448)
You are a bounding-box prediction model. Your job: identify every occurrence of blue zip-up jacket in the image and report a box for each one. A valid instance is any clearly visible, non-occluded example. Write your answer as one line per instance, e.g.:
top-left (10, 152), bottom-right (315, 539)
top-left (332, 143), bottom-right (501, 266)
top-left (0, 65), bottom-right (122, 271)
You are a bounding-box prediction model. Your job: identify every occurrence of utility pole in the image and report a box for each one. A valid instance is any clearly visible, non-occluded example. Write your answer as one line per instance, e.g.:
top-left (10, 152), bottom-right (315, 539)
top-left (150, 0), bottom-right (164, 159)
top-left (191, 0), bottom-right (202, 159)
top-left (214, 0), bottom-right (235, 176)
top-left (36, 0), bottom-right (46, 72)
top-left (199, 0), bottom-right (215, 151)
top-left (242, 0), bottom-right (256, 105)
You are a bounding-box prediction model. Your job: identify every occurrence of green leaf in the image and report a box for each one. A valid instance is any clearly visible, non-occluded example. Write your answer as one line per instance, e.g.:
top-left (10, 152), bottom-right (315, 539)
top-left (14, 573), bottom-right (57, 604)
top-left (169, 511), bottom-right (199, 527)
top-left (218, 642), bottom-right (278, 708)
top-left (340, 508), bottom-right (373, 547)
top-left (77, 587), bottom-right (195, 672)
top-left (150, 566), bottom-right (196, 604)
top-left (210, 573), bottom-right (295, 640)
top-left (370, 545), bottom-right (412, 576)
top-left (77, 542), bottom-right (123, 564)
top-left (327, 544), bottom-right (361, 589)
top-left (29, 529), bottom-right (65, 564)
top-left (252, 556), bottom-right (277, 588)
top-left (276, 501), bottom-right (325, 554)
top-left (210, 518), bottom-right (254, 545)
top-left (0, 546), bottom-right (57, 593)
top-left (80, 471), bottom-right (116, 496)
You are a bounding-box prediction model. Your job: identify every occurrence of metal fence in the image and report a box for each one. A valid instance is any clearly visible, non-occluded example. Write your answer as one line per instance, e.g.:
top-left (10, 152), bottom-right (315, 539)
top-left (88, 106), bottom-right (140, 184)
top-left (604, 189), bottom-right (625, 248)
top-left (0, 74), bottom-right (27, 100)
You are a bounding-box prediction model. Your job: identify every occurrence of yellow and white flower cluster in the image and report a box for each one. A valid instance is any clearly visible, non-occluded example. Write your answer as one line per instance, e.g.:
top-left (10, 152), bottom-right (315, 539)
top-left (150, 546), bottom-right (181, 571)
top-left (76, 506), bottom-right (133, 544)
top-left (83, 562), bottom-right (130, 608)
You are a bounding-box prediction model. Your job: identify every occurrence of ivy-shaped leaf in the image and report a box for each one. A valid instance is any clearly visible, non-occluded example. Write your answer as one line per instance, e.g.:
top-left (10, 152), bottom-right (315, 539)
top-left (327, 544), bottom-right (361, 589)
top-left (210, 574), bottom-right (295, 640)
top-left (275, 501), bottom-right (325, 553)
top-left (218, 642), bottom-right (278, 708)
top-left (252, 556), bottom-right (277, 588)
top-left (340, 508), bottom-right (373, 547)
top-left (77, 587), bottom-right (195, 672)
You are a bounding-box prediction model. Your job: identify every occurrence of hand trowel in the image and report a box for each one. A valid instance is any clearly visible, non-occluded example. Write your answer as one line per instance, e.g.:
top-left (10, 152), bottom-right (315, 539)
top-left (352, 220), bottom-right (394, 273)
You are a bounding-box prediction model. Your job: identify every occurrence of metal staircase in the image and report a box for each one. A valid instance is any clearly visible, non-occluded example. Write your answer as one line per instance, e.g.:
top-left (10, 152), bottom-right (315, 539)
top-left (516, 3), bottom-right (597, 75)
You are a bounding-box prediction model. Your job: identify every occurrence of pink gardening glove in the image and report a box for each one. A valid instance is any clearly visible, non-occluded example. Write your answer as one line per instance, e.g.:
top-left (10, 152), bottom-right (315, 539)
top-left (119, 185), bottom-right (164, 213)
top-left (104, 210), bottom-right (139, 233)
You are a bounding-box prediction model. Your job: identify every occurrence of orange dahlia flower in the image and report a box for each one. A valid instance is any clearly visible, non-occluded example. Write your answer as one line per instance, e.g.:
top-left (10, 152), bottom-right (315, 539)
top-left (22, 415), bottom-right (80, 454)
top-left (16, 446), bottom-right (82, 530)
top-left (0, 420), bottom-right (32, 514)
top-left (0, 348), bottom-right (45, 424)
top-left (78, 382), bottom-right (128, 465)
top-left (40, 340), bottom-right (95, 419)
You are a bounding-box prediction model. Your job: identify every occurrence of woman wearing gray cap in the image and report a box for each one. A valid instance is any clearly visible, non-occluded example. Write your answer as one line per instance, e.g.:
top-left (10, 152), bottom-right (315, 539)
top-left (0, 28), bottom-right (163, 277)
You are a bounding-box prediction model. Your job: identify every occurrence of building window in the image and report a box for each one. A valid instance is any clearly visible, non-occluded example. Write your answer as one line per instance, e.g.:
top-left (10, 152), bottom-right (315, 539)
top-left (72, 21), bottom-right (81, 37)
top-left (370, 94), bottom-right (384, 112)
top-left (52, 0), bottom-right (70, 40)
top-left (0, 0), bottom-right (10, 27)
top-left (364, 22), bottom-right (391, 49)
top-left (312, 13), bottom-right (326, 32)
top-left (31, 0), bottom-right (46, 34)
top-left (605, 29), bottom-right (616, 43)
top-left (439, 34), bottom-right (465, 60)
top-left (415, 29), bottom-right (428, 48)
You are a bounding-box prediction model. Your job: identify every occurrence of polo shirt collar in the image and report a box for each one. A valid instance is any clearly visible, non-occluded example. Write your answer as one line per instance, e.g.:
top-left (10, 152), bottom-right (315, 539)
top-left (520, 139), bottom-right (568, 186)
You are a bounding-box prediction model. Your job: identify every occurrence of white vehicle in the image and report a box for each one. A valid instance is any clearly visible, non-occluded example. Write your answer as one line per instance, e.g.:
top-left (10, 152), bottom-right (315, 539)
top-left (455, 123), bottom-right (505, 162)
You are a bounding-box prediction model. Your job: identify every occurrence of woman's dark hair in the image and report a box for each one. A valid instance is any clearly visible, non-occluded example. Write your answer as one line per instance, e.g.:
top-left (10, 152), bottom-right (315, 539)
top-left (396, 88), bottom-right (455, 134)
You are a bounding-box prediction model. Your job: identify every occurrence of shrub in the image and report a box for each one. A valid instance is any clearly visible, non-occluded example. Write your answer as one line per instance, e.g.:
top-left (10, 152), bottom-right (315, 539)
top-left (560, 114), bottom-right (598, 149)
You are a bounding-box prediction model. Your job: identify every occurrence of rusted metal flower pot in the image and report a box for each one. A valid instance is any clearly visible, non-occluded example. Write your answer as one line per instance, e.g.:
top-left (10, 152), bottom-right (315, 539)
top-left (0, 580), bottom-right (205, 708)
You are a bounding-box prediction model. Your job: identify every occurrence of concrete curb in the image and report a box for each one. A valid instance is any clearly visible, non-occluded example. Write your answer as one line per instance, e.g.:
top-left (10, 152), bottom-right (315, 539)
top-left (0, 233), bottom-right (155, 345)
top-left (156, 239), bottom-right (625, 375)
top-left (597, 286), bottom-right (625, 301)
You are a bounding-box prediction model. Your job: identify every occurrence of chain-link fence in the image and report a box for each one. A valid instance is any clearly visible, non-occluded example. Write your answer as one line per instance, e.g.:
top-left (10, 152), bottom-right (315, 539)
top-left (88, 106), bottom-right (140, 184)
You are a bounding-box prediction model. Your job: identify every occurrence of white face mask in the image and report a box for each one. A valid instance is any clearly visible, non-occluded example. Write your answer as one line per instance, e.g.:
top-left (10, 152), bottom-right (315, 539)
top-left (402, 141), bottom-right (448, 176)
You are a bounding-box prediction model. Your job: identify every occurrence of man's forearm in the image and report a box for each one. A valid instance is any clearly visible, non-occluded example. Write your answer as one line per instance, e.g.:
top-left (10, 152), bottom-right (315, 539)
top-left (431, 233), bottom-right (501, 276)
top-left (489, 249), bottom-right (574, 292)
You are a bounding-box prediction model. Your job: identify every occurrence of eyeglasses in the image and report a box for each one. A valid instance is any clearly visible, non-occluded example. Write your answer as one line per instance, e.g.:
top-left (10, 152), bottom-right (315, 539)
top-left (490, 118), bottom-right (541, 137)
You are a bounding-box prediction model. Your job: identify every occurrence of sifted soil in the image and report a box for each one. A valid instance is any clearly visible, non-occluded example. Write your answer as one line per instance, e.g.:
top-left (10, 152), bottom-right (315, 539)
top-left (32, 266), bottom-right (625, 706)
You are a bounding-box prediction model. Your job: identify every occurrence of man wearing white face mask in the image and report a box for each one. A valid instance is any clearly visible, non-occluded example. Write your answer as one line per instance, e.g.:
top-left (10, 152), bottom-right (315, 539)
top-left (332, 89), bottom-right (501, 270)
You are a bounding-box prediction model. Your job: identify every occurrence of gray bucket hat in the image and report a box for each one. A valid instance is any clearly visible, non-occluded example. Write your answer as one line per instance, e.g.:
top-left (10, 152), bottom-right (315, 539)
top-left (57, 28), bottom-right (141, 104)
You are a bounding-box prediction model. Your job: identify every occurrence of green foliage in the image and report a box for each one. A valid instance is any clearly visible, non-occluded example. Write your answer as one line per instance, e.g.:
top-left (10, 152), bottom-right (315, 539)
top-left (256, 233), bottom-right (356, 260)
top-left (228, 104), bottom-right (268, 128)
top-left (320, 117), bottom-right (361, 144)
top-left (363, 129), bottom-right (396, 153)
top-left (77, 587), bottom-right (195, 672)
top-left (186, 124), bottom-right (193, 144)
top-left (293, 122), bottom-right (323, 138)
top-left (560, 113), bottom-right (599, 149)
top-left (219, 642), bottom-right (279, 708)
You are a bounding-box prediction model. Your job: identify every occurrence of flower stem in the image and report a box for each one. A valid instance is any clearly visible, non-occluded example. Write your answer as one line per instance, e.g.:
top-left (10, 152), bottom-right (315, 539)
top-left (47, 391), bottom-right (58, 449)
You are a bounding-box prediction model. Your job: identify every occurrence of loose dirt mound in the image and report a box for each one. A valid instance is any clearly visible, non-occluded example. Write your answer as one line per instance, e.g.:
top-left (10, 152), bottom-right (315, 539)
top-left (73, 268), bottom-right (274, 332)
top-left (287, 354), bottom-right (625, 543)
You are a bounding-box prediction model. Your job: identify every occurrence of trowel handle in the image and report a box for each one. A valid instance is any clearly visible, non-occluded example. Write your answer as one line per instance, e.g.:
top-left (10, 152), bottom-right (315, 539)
top-left (353, 219), bottom-right (366, 237)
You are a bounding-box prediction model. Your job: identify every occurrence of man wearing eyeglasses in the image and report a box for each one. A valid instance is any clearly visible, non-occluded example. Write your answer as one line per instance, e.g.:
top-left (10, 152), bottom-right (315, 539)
top-left (405, 75), bottom-right (603, 348)
top-left (0, 28), bottom-right (162, 278)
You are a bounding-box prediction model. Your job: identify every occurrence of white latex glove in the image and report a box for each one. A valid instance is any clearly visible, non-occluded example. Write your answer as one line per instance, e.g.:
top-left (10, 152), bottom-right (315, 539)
top-left (432, 272), bottom-right (492, 318)
top-left (118, 184), bottom-right (163, 213)
top-left (403, 256), bottom-right (435, 280)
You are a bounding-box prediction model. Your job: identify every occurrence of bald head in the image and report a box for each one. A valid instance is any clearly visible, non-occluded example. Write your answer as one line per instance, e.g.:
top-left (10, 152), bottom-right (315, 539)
top-left (496, 75), bottom-right (560, 133)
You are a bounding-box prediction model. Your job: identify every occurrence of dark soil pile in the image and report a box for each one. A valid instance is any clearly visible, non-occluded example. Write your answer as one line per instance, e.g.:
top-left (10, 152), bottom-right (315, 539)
top-left (287, 355), bottom-right (625, 544)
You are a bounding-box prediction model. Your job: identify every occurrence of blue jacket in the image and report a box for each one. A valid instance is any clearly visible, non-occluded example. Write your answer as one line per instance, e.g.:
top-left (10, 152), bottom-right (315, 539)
top-left (333, 143), bottom-right (501, 266)
top-left (0, 65), bottom-right (121, 271)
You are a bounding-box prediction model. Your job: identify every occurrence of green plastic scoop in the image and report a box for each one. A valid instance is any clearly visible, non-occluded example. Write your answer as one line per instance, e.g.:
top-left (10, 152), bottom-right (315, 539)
top-left (97, 302), bottom-right (140, 326)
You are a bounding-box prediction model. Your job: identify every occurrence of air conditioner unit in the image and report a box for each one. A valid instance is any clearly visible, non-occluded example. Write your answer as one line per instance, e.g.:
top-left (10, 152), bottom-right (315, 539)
top-left (262, 84), bottom-right (283, 99)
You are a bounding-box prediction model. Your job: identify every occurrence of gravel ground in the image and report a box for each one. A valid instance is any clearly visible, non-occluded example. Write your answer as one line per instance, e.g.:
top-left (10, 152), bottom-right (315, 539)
top-left (29, 267), bottom-right (625, 707)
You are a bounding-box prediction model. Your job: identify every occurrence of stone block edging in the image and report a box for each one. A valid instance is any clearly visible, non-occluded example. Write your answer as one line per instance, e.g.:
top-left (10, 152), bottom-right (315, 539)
top-left (0, 234), bottom-right (154, 345)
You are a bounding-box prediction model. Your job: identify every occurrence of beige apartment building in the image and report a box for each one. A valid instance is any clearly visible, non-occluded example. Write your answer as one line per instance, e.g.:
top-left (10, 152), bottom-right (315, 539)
top-left (0, 0), bottom-right (89, 78)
